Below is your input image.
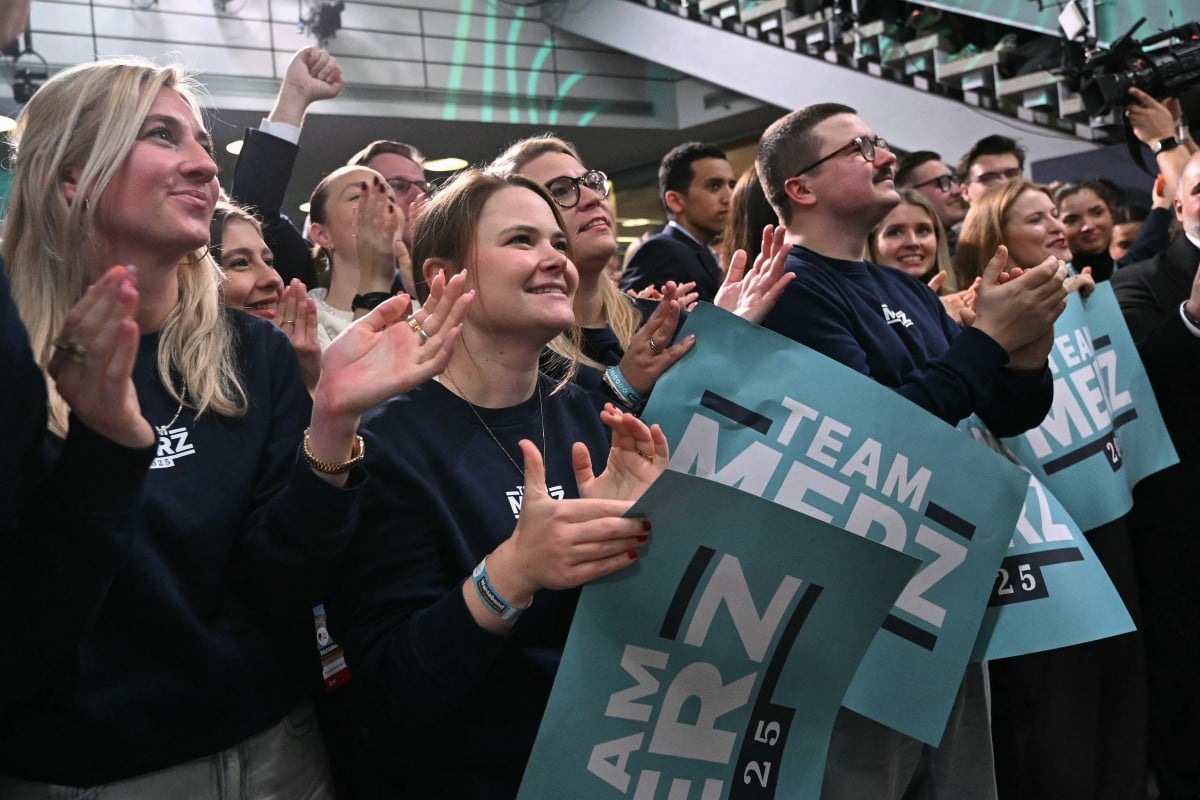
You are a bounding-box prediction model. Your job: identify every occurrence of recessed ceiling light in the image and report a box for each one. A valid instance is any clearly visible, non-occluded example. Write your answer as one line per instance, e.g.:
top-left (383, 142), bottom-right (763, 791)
top-left (299, 201), bottom-right (311, 214)
top-left (423, 157), bottom-right (468, 172)
top-left (225, 139), bottom-right (243, 155)
top-left (0, 115), bottom-right (16, 133)
top-left (618, 218), bottom-right (660, 227)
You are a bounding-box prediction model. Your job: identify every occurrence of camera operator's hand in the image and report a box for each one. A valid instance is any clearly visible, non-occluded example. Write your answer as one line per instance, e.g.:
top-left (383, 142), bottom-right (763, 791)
top-left (1126, 87), bottom-right (1175, 144)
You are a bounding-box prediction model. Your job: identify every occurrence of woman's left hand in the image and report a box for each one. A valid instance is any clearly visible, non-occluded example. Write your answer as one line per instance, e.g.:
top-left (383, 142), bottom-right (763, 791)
top-left (619, 281), bottom-right (696, 396)
top-left (275, 279), bottom-right (322, 393)
top-left (1064, 265), bottom-right (1096, 298)
top-left (574, 403), bottom-right (668, 502)
top-left (714, 225), bottom-right (795, 324)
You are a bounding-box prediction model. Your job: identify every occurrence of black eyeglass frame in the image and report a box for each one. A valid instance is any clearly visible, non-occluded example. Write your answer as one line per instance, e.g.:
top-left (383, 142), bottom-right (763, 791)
top-left (385, 176), bottom-right (434, 197)
top-left (910, 173), bottom-right (961, 193)
top-left (544, 170), bottom-right (610, 209)
top-left (792, 136), bottom-right (889, 178)
top-left (967, 167), bottom-right (1023, 187)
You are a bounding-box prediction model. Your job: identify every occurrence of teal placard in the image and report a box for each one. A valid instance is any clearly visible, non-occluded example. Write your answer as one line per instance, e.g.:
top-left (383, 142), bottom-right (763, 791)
top-left (641, 304), bottom-right (1028, 746)
top-left (1000, 284), bottom-right (1177, 532)
top-left (961, 419), bottom-right (1136, 662)
top-left (518, 470), bottom-right (920, 800)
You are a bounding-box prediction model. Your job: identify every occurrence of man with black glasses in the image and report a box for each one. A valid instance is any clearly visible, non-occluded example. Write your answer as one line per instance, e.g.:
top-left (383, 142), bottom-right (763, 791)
top-left (896, 150), bottom-right (967, 253)
top-left (957, 134), bottom-right (1026, 206)
top-left (756, 102), bottom-right (1067, 800)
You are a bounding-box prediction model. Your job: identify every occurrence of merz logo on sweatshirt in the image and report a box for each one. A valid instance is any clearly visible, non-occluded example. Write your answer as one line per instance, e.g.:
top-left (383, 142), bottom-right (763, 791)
top-left (151, 425), bottom-right (196, 469)
top-left (881, 303), bottom-right (914, 328)
top-left (505, 484), bottom-right (566, 519)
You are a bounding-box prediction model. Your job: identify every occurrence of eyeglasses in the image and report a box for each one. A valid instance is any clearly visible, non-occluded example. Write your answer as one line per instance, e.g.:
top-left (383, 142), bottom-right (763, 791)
top-left (969, 167), bottom-right (1022, 187)
top-left (911, 173), bottom-right (961, 193)
top-left (793, 136), bottom-right (889, 177)
top-left (386, 176), bottom-right (433, 197)
top-left (544, 170), bottom-right (610, 209)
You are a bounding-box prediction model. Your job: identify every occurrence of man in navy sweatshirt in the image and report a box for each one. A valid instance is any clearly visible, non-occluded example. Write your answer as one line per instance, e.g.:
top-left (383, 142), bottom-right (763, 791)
top-left (755, 103), bottom-right (1067, 799)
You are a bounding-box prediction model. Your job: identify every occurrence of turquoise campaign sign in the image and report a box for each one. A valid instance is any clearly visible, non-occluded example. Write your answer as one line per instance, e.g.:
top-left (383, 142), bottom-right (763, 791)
top-left (642, 304), bottom-right (1028, 746)
top-left (961, 419), bottom-right (1136, 661)
top-left (518, 470), bottom-right (920, 800)
top-left (1001, 284), bottom-right (1177, 531)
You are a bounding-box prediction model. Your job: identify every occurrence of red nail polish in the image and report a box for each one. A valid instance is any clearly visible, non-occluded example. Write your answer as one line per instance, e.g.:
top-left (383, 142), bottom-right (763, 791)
top-left (642, 520), bottom-right (651, 531)
top-left (627, 550), bottom-right (638, 560)
top-left (637, 535), bottom-right (648, 543)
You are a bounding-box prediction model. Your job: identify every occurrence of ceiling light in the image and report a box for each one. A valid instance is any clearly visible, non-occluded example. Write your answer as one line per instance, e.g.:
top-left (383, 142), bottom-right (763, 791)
top-left (0, 115), bottom-right (16, 133)
top-left (423, 156), bottom-right (468, 172)
top-left (299, 201), bottom-right (311, 214)
top-left (618, 217), bottom-right (660, 227)
top-left (225, 139), bottom-right (243, 155)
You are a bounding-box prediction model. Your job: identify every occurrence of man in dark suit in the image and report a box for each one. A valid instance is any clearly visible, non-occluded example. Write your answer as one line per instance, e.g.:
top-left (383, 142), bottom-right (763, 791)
top-left (1111, 149), bottom-right (1200, 800)
top-left (619, 142), bottom-right (735, 303)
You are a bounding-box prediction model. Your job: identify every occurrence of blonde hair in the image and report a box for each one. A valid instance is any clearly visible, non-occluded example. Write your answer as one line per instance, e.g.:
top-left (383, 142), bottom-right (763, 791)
top-left (867, 188), bottom-right (953, 286)
top-left (2, 56), bottom-right (246, 435)
top-left (490, 134), bottom-right (639, 371)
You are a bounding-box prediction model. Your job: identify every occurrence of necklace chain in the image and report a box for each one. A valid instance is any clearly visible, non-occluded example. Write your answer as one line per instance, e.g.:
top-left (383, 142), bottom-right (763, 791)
top-left (443, 373), bottom-right (546, 479)
top-left (156, 381), bottom-right (187, 436)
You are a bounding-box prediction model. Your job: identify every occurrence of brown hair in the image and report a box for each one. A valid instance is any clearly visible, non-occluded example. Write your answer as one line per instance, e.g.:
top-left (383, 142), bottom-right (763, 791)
top-left (867, 188), bottom-right (952, 285)
top-left (954, 179), bottom-right (1054, 287)
top-left (720, 164), bottom-right (779, 267)
top-left (756, 102), bottom-right (856, 224)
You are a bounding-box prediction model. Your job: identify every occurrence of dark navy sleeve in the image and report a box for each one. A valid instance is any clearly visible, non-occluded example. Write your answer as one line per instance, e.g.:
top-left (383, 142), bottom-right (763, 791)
top-left (765, 267), bottom-right (1050, 435)
top-left (227, 317), bottom-right (362, 619)
top-left (1119, 206), bottom-right (1173, 268)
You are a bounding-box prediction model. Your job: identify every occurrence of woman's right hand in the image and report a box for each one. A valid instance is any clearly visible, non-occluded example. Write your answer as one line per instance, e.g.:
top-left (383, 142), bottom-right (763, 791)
top-left (49, 265), bottom-right (154, 449)
top-left (468, 439), bottom-right (650, 631)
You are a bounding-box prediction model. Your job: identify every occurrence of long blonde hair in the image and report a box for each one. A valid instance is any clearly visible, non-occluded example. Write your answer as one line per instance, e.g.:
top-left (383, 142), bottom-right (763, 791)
top-left (490, 133), bottom-right (639, 370)
top-left (2, 57), bottom-right (246, 435)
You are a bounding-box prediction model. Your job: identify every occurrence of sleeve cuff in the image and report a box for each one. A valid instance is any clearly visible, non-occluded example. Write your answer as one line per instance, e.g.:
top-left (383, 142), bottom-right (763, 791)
top-left (258, 118), bottom-right (302, 144)
top-left (1178, 301), bottom-right (1200, 338)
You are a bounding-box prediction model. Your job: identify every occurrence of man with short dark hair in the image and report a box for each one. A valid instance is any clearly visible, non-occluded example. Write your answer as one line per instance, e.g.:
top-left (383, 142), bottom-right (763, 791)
top-left (896, 150), bottom-right (966, 252)
top-left (957, 134), bottom-right (1026, 206)
top-left (347, 140), bottom-right (431, 221)
top-left (757, 102), bottom-right (1066, 799)
top-left (619, 141), bottom-right (735, 303)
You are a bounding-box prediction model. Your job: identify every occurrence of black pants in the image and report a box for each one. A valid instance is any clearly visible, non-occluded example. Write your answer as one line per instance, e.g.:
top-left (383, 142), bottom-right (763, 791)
top-left (1131, 516), bottom-right (1200, 800)
top-left (989, 516), bottom-right (1148, 800)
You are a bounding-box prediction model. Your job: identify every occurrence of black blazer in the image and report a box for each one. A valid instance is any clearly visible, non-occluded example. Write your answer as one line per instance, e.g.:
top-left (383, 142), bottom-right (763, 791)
top-left (620, 224), bottom-right (723, 303)
top-left (1111, 235), bottom-right (1200, 533)
top-left (229, 128), bottom-right (319, 289)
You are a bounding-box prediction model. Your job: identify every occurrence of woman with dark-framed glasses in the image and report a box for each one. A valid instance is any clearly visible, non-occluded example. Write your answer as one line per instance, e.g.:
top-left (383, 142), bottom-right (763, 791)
top-left (490, 134), bottom-right (792, 411)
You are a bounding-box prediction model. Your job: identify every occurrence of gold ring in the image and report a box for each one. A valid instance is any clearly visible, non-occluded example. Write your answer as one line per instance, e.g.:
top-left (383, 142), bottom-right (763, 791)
top-left (648, 338), bottom-right (663, 354)
top-left (52, 338), bottom-right (87, 364)
top-left (636, 449), bottom-right (654, 463)
top-left (407, 316), bottom-right (430, 344)
top-left (284, 319), bottom-right (296, 325)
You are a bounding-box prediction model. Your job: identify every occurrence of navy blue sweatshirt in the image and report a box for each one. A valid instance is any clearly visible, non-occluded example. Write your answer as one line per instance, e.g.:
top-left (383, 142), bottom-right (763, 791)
top-left (329, 375), bottom-right (610, 798)
top-left (763, 246), bottom-right (1051, 436)
top-left (0, 310), bottom-right (362, 785)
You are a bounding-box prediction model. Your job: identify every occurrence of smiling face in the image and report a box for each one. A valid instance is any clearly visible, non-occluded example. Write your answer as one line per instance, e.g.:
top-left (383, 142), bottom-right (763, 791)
top-left (466, 186), bottom-right (578, 344)
top-left (219, 218), bottom-right (283, 319)
top-left (1002, 188), bottom-right (1071, 269)
top-left (517, 150), bottom-right (615, 276)
top-left (873, 202), bottom-right (938, 278)
top-left (90, 86), bottom-right (219, 264)
top-left (1058, 188), bottom-right (1114, 256)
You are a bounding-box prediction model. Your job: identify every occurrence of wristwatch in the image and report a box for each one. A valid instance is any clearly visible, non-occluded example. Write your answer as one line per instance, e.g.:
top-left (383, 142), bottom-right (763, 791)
top-left (1152, 136), bottom-right (1180, 155)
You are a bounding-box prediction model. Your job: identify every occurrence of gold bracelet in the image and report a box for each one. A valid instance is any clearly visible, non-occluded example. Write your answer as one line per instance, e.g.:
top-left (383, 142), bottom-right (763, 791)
top-left (302, 428), bottom-right (365, 474)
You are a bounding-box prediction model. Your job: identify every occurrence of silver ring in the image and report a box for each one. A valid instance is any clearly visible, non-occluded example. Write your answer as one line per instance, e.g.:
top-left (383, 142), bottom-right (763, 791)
top-left (648, 338), bottom-right (663, 354)
top-left (407, 316), bottom-right (430, 344)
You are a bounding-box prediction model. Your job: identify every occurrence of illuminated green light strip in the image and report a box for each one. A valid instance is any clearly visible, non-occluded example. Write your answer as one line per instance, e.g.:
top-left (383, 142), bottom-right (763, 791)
top-left (442, 0), bottom-right (475, 121)
top-left (481, 5), bottom-right (497, 122)
top-left (505, 9), bottom-right (525, 123)
top-left (526, 40), bottom-right (554, 124)
top-left (548, 71), bottom-right (585, 126)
